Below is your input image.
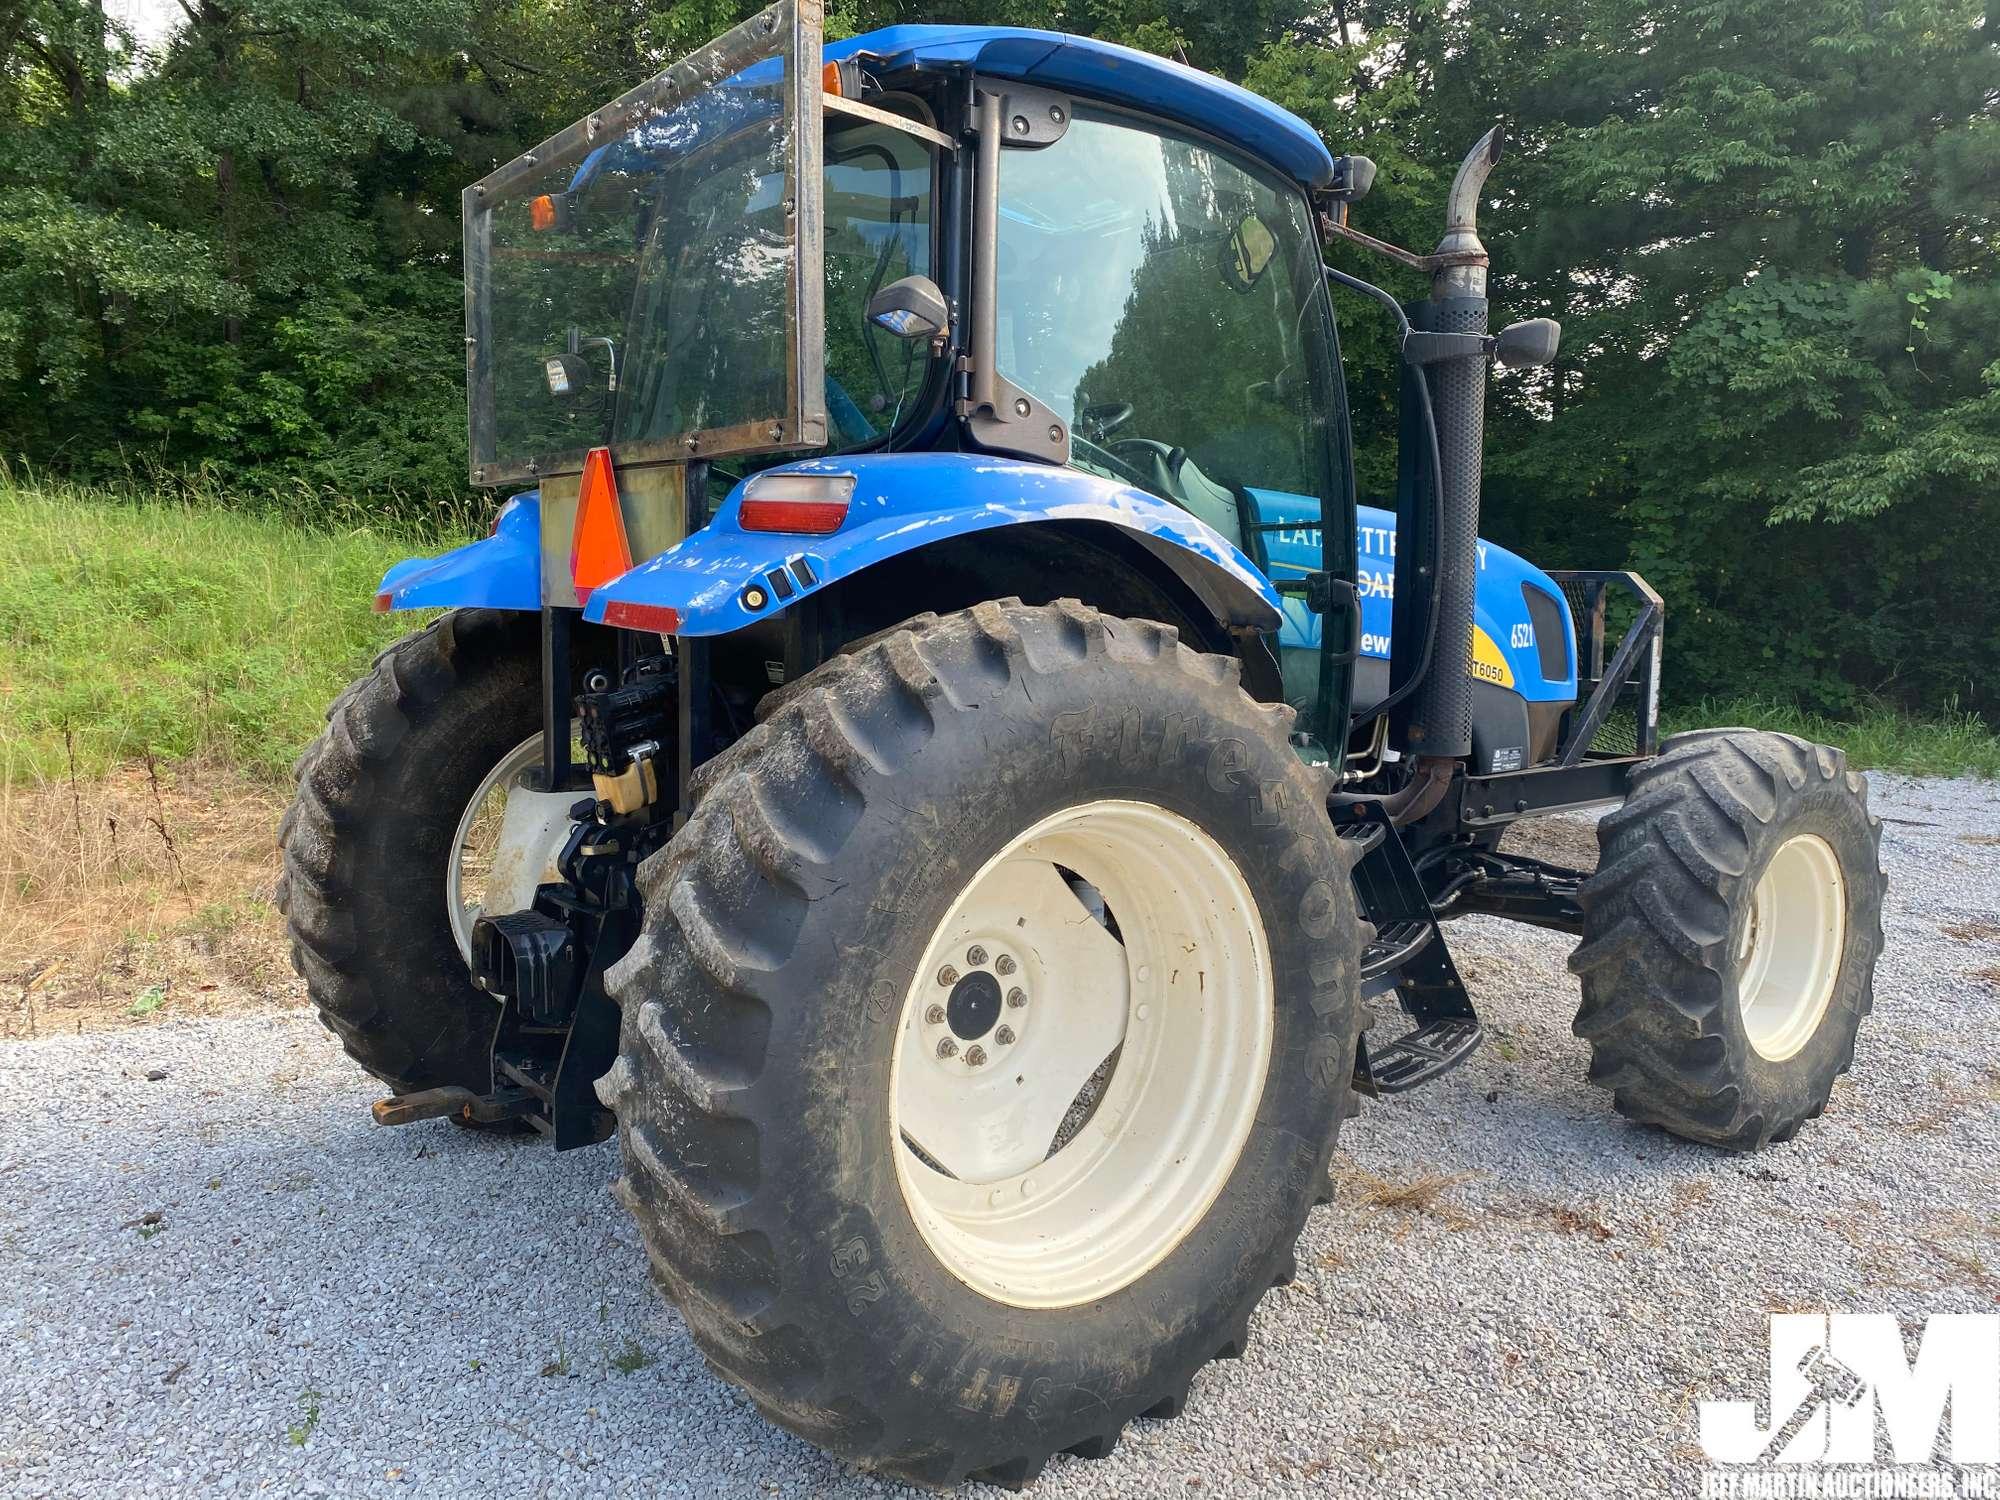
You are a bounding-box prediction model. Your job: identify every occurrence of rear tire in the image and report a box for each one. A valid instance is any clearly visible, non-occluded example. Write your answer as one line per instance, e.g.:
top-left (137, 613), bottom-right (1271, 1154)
top-left (598, 599), bottom-right (1364, 1486)
top-left (1569, 730), bottom-right (1886, 1149)
top-left (277, 609), bottom-right (542, 1096)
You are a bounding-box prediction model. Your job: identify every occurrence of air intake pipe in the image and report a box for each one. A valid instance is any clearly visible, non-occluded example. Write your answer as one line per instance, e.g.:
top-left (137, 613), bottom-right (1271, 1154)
top-left (1403, 126), bottom-right (1503, 762)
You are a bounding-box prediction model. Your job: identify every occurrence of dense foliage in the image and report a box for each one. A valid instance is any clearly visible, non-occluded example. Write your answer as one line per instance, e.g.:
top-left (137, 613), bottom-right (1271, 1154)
top-left (3, 0), bottom-right (1995, 715)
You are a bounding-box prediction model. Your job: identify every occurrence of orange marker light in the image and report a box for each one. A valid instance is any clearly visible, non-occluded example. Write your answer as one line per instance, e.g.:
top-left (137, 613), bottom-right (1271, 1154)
top-left (821, 60), bottom-right (844, 97)
top-left (570, 447), bottom-right (633, 604)
top-left (529, 194), bottom-right (557, 231)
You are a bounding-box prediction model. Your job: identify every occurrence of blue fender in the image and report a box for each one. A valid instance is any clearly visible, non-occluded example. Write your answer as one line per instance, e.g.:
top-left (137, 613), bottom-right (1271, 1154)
top-left (580, 453), bottom-right (1283, 637)
top-left (374, 492), bottom-right (541, 614)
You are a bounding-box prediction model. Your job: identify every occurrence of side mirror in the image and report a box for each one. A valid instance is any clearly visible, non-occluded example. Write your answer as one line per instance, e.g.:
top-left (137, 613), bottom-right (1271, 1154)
top-left (1329, 154), bottom-right (1377, 203)
top-left (1495, 317), bottom-right (1561, 369)
top-left (867, 275), bottom-right (950, 342)
top-left (543, 352), bottom-right (592, 399)
top-left (1224, 213), bottom-right (1278, 291)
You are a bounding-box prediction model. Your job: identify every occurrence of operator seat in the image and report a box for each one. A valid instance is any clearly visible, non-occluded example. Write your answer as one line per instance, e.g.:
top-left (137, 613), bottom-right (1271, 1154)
top-left (1111, 440), bottom-right (1245, 551)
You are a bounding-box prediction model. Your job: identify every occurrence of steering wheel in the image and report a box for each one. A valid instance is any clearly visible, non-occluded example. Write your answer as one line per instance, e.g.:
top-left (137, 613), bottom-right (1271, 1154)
top-left (1079, 401), bottom-right (1136, 442)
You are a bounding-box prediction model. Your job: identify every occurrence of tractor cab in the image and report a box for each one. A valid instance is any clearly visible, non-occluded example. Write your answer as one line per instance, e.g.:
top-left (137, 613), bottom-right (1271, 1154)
top-left (437, 2), bottom-right (1585, 784)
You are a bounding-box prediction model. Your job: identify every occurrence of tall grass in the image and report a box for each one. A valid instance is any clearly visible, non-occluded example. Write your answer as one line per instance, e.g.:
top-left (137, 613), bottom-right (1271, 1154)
top-left (1662, 697), bottom-right (2000, 779)
top-left (0, 469), bottom-right (452, 782)
top-left (3, 468), bottom-right (1994, 787)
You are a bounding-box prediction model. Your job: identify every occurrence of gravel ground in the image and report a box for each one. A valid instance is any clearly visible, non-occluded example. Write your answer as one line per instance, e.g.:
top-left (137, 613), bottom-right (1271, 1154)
top-left (3, 771), bottom-right (1997, 1499)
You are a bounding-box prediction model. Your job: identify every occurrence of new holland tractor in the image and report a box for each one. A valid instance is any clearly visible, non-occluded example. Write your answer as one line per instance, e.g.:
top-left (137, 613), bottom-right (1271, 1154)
top-left (279, 4), bottom-right (1888, 1485)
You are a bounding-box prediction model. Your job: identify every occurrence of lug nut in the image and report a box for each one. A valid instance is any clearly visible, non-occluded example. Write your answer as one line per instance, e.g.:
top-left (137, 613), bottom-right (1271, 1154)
top-left (925, 1004), bottom-right (946, 1025)
top-left (1007, 988), bottom-right (1027, 1009)
top-left (965, 1046), bottom-right (987, 1067)
top-left (936, 1038), bottom-right (958, 1059)
top-left (994, 954), bottom-right (1016, 975)
top-left (938, 965), bottom-right (959, 987)
top-left (966, 945), bottom-right (988, 966)
top-left (995, 1026), bottom-right (1015, 1046)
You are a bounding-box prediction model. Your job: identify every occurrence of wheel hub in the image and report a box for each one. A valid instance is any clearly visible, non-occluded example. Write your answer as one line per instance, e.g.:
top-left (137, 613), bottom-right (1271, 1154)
top-left (945, 970), bottom-right (1004, 1041)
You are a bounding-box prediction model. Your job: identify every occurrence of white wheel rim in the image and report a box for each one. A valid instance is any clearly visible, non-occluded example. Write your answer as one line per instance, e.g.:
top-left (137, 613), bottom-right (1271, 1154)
top-left (889, 799), bottom-right (1273, 1309)
top-left (446, 734), bottom-right (548, 965)
top-left (1736, 833), bottom-right (1846, 1062)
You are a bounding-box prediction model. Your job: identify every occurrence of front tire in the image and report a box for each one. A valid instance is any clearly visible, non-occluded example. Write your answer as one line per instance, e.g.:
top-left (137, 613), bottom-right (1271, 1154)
top-left (598, 600), bottom-right (1364, 1486)
top-left (1569, 729), bottom-right (1886, 1149)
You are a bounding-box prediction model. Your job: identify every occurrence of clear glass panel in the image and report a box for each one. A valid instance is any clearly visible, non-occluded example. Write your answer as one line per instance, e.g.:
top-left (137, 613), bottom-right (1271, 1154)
top-left (820, 117), bottom-right (935, 444)
top-left (994, 111), bottom-right (1341, 524)
top-left (466, 1), bottom-right (821, 483)
top-left (608, 92), bottom-right (792, 448)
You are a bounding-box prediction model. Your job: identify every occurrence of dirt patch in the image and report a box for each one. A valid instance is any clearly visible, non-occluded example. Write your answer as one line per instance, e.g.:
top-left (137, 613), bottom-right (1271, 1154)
top-left (0, 762), bottom-right (299, 1037)
top-left (1943, 918), bottom-right (2000, 942)
top-left (1958, 833), bottom-right (2000, 847)
top-left (1497, 814), bottom-right (1600, 871)
top-left (1537, 1203), bottom-right (1615, 1240)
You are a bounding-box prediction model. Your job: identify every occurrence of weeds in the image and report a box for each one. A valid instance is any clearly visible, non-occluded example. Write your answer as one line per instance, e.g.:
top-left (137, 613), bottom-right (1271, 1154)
top-left (1344, 1169), bottom-right (1482, 1229)
top-left (0, 764), bottom-right (293, 1036)
top-left (610, 1340), bottom-right (653, 1376)
top-left (287, 1389), bottom-right (323, 1446)
top-left (121, 1208), bottom-right (166, 1240)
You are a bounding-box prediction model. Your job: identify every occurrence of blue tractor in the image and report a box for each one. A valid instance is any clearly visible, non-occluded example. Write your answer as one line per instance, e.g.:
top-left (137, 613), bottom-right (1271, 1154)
top-left (281, 4), bottom-right (1886, 1484)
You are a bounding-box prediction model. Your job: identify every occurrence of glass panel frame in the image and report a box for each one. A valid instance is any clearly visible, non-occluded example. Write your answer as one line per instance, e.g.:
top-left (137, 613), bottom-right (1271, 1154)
top-left (463, 0), bottom-right (825, 487)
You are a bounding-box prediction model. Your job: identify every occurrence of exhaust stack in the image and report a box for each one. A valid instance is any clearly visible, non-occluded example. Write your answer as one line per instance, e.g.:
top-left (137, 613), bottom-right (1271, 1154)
top-left (1406, 126), bottom-right (1503, 761)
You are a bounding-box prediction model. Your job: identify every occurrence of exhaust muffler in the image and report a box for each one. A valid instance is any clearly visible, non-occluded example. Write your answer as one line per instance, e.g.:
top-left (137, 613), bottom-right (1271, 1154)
top-left (1403, 126), bottom-right (1503, 763)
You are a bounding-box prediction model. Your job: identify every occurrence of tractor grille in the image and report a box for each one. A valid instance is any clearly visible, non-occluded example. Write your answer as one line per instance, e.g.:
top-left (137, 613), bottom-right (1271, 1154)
top-left (1558, 576), bottom-right (1647, 758)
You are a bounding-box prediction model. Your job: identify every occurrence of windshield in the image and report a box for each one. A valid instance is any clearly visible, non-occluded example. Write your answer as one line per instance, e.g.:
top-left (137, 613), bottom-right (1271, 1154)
top-left (994, 110), bottom-right (1343, 534)
top-left (464, 1), bottom-right (825, 484)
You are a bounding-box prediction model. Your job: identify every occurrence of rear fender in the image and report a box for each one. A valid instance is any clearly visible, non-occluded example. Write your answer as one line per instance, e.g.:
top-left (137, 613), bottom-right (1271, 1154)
top-left (581, 453), bottom-right (1282, 637)
top-left (373, 492), bottom-right (541, 614)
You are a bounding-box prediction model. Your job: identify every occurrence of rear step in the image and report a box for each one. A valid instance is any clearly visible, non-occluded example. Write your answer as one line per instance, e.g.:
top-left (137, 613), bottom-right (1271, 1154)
top-left (1335, 821), bottom-right (1386, 854)
top-left (1342, 802), bottom-right (1480, 1098)
top-left (1358, 1017), bottom-right (1485, 1094)
top-left (1361, 918), bottom-right (1432, 988)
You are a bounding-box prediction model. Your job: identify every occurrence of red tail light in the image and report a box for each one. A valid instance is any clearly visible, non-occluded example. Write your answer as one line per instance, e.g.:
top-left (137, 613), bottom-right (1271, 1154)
top-left (601, 600), bottom-right (682, 634)
top-left (737, 471), bottom-right (856, 535)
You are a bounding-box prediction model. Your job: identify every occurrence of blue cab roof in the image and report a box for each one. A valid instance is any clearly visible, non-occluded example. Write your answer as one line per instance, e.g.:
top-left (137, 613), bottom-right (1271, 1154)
top-left (826, 26), bottom-right (1336, 190)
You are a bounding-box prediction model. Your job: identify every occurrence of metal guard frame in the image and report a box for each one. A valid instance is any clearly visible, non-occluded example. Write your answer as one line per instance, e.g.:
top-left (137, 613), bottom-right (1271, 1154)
top-left (462, 0), bottom-right (827, 487)
top-left (1548, 569), bottom-right (1663, 764)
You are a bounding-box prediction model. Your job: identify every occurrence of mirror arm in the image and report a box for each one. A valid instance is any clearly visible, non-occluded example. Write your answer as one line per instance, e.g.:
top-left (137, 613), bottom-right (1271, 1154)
top-left (1320, 215), bottom-right (1488, 277)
